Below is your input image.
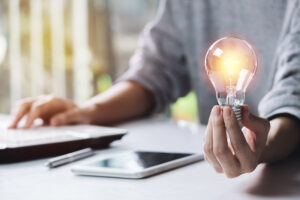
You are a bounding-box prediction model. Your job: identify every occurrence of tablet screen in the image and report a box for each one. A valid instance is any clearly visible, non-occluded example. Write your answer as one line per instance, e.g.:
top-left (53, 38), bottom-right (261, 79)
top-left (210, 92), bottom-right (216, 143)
top-left (88, 151), bottom-right (192, 170)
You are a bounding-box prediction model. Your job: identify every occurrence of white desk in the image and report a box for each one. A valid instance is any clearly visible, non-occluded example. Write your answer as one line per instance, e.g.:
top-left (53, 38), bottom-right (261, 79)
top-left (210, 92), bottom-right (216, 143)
top-left (1, 118), bottom-right (300, 200)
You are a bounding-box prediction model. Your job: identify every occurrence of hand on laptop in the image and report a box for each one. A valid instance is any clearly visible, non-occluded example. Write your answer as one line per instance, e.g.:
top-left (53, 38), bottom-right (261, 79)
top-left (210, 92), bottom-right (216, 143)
top-left (8, 82), bottom-right (155, 129)
top-left (203, 105), bottom-right (270, 178)
top-left (8, 95), bottom-right (89, 129)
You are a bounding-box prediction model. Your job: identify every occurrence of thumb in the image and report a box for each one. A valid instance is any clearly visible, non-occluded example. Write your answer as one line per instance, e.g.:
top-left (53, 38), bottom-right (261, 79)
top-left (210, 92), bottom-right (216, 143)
top-left (241, 105), bottom-right (270, 135)
top-left (50, 108), bottom-right (86, 126)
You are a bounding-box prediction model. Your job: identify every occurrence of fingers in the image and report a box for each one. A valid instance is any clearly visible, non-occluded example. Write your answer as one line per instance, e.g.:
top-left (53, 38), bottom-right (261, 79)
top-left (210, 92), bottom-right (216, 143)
top-left (50, 108), bottom-right (85, 126)
top-left (223, 106), bottom-right (255, 172)
top-left (211, 106), bottom-right (240, 178)
top-left (23, 102), bottom-right (48, 129)
top-left (8, 98), bottom-right (35, 129)
top-left (206, 105), bottom-right (268, 178)
top-left (9, 95), bottom-right (79, 129)
top-left (203, 110), bottom-right (223, 173)
top-left (241, 105), bottom-right (270, 135)
top-left (241, 105), bottom-right (270, 159)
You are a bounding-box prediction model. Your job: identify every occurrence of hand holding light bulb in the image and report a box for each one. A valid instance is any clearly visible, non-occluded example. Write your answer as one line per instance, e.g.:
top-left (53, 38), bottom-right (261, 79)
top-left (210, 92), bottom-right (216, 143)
top-left (205, 36), bottom-right (257, 120)
top-left (203, 37), bottom-right (270, 178)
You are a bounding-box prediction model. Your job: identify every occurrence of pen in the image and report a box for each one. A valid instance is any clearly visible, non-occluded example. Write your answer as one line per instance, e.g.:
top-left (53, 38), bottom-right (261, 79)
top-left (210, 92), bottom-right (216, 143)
top-left (45, 148), bottom-right (94, 168)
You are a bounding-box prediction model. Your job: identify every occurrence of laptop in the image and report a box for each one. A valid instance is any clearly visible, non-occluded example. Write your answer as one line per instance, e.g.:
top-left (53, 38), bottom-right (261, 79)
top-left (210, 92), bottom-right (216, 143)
top-left (0, 115), bottom-right (127, 162)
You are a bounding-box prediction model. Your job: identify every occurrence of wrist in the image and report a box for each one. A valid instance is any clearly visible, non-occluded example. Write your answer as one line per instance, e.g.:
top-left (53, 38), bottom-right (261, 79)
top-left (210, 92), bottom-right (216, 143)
top-left (258, 144), bottom-right (269, 164)
top-left (258, 116), bottom-right (300, 164)
top-left (79, 102), bottom-right (101, 125)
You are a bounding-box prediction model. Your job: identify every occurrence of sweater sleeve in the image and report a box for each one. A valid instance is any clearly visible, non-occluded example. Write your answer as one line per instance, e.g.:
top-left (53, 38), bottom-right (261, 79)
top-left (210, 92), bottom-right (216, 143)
top-left (117, 0), bottom-right (190, 113)
top-left (258, 1), bottom-right (300, 120)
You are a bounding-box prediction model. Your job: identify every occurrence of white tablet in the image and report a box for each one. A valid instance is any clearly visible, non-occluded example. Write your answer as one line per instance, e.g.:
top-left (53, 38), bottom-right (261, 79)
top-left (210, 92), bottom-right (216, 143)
top-left (71, 151), bottom-right (203, 179)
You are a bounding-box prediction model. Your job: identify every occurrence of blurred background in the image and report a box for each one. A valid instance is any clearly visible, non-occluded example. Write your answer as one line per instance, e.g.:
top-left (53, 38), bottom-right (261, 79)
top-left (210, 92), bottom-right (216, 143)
top-left (0, 0), bottom-right (198, 122)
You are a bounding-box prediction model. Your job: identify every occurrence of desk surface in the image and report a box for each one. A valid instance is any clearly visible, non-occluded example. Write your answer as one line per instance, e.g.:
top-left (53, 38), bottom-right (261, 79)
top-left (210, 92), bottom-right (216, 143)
top-left (1, 118), bottom-right (300, 200)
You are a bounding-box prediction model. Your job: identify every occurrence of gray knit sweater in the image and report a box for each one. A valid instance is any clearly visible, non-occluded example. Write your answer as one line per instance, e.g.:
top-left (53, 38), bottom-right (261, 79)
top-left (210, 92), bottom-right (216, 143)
top-left (120, 0), bottom-right (300, 124)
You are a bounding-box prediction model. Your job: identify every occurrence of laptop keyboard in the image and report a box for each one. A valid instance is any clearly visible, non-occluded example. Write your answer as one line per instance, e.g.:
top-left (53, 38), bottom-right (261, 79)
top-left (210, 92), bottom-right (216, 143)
top-left (0, 127), bottom-right (90, 148)
top-left (0, 115), bottom-right (126, 149)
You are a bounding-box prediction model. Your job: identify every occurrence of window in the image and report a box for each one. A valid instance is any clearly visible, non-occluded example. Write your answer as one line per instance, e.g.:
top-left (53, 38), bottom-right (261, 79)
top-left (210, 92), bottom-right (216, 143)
top-left (0, 0), bottom-right (158, 112)
top-left (0, 0), bottom-right (197, 122)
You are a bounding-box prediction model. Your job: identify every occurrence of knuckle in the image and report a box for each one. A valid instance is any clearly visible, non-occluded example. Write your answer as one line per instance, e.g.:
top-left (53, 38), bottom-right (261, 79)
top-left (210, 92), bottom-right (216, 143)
top-left (213, 146), bottom-right (227, 157)
top-left (33, 108), bottom-right (42, 116)
top-left (214, 166), bottom-right (223, 174)
top-left (231, 141), bottom-right (244, 149)
top-left (225, 171), bottom-right (240, 179)
top-left (34, 103), bottom-right (44, 110)
top-left (31, 104), bottom-right (44, 116)
top-left (243, 162), bottom-right (257, 173)
top-left (15, 99), bottom-right (31, 108)
top-left (204, 144), bottom-right (213, 155)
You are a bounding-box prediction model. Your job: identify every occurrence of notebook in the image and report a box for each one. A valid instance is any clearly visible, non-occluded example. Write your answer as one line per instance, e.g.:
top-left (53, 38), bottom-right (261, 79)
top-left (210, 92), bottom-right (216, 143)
top-left (0, 115), bottom-right (127, 162)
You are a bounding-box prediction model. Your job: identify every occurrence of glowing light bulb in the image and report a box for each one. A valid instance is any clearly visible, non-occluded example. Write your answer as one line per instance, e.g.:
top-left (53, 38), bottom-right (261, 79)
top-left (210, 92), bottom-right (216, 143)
top-left (205, 36), bottom-right (257, 120)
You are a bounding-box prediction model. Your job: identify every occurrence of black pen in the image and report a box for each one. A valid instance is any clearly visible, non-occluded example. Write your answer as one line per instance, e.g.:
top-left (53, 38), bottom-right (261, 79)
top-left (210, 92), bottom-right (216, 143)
top-left (45, 148), bottom-right (94, 168)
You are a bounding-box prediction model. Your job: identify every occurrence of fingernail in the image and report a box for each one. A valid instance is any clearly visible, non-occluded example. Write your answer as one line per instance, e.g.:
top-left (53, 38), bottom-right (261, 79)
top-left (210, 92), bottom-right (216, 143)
top-left (7, 122), bottom-right (14, 128)
top-left (7, 125), bottom-right (14, 129)
top-left (23, 125), bottom-right (29, 129)
top-left (224, 107), bottom-right (231, 118)
top-left (213, 106), bottom-right (221, 117)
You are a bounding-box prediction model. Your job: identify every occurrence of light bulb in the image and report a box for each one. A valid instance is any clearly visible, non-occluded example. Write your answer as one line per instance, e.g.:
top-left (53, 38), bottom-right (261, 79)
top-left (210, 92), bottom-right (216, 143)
top-left (205, 36), bottom-right (257, 120)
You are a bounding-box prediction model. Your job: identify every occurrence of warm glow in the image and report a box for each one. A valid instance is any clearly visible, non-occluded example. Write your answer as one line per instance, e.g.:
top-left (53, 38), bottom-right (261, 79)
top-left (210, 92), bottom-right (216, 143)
top-left (212, 48), bottom-right (249, 84)
top-left (205, 36), bottom-right (257, 91)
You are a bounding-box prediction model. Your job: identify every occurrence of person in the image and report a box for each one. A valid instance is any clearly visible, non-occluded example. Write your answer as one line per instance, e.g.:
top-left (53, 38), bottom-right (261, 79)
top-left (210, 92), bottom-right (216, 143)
top-left (8, 0), bottom-right (300, 178)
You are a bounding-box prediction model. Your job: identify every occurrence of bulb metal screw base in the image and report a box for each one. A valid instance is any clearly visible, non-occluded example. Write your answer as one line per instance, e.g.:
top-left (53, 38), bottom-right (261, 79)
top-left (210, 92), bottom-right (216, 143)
top-left (232, 106), bottom-right (242, 121)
